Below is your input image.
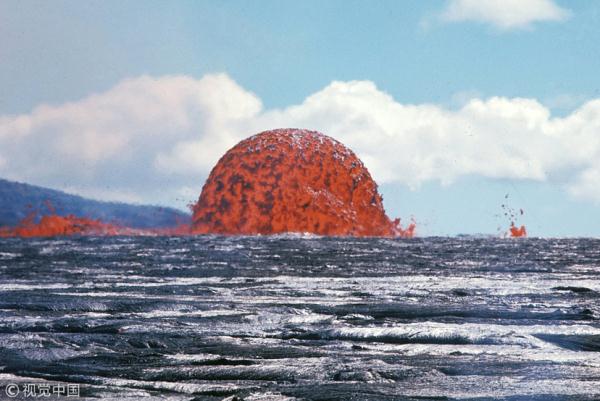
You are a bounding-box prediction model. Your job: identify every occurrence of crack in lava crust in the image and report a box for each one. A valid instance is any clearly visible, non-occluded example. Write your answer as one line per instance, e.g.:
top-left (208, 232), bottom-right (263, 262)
top-left (192, 128), bottom-right (406, 237)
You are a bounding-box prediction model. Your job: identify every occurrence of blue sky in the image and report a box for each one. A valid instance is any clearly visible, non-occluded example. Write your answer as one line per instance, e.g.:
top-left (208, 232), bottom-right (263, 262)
top-left (2, 0), bottom-right (600, 236)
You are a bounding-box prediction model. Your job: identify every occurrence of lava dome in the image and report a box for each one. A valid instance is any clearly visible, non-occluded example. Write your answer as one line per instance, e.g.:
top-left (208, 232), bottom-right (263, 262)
top-left (192, 128), bottom-right (408, 237)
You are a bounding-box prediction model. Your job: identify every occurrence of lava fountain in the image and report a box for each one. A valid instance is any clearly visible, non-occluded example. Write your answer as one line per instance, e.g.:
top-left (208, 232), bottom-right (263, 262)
top-left (191, 128), bottom-right (413, 237)
top-left (0, 128), bottom-right (414, 238)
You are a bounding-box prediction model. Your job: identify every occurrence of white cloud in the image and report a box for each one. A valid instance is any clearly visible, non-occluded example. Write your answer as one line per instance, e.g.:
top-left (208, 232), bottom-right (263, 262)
top-left (0, 73), bottom-right (261, 208)
top-left (440, 0), bottom-right (570, 30)
top-left (2, 73), bottom-right (600, 207)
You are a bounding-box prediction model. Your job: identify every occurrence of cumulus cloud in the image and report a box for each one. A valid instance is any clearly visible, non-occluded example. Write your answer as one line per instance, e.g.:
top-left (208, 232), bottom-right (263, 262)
top-left (1, 73), bottom-right (600, 207)
top-left (440, 0), bottom-right (570, 30)
top-left (0, 73), bottom-right (261, 207)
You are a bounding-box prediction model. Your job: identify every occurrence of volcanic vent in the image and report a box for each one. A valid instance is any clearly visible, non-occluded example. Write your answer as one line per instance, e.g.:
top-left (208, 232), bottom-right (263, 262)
top-left (192, 129), bottom-right (412, 237)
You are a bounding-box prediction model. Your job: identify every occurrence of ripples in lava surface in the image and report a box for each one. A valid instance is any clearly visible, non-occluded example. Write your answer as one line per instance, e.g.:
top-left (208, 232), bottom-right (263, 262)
top-left (1, 236), bottom-right (600, 400)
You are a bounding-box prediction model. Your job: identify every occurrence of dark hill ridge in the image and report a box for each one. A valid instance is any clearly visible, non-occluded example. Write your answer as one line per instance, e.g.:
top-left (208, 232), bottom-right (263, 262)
top-left (0, 178), bottom-right (190, 229)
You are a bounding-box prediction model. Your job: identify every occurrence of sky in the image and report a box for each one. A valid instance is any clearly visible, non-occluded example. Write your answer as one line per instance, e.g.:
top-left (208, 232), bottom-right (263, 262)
top-left (1, 0), bottom-right (600, 236)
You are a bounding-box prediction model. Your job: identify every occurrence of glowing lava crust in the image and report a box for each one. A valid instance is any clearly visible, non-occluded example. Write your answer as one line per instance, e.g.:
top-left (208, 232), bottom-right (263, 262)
top-left (192, 129), bottom-right (412, 237)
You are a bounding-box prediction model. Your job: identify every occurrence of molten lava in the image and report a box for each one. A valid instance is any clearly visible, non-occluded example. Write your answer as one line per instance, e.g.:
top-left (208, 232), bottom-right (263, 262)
top-left (0, 204), bottom-right (197, 238)
top-left (192, 129), bottom-right (411, 237)
top-left (0, 211), bottom-right (124, 238)
top-left (509, 223), bottom-right (527, 238)
top-left (0, 129), bottom-right (415, 238)
top-left (500, 196), bottom-right (527, 238)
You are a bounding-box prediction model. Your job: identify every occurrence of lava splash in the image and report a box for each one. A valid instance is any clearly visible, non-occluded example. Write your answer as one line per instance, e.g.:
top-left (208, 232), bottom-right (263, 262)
top-left (509, 223), bottom-right (527, 238)
top-left (192, 129), bottom-right (410, 237)
top-left (0, 212), bottom-right (124, 238)
top-left (500, 197), bottom-right (527, 238)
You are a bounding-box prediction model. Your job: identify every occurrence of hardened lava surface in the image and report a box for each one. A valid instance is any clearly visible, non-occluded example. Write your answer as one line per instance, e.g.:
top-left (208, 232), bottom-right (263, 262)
top-left (192, 129), bottom-right (398, 236)
top-left (1, 236), bottom-right (600, 400)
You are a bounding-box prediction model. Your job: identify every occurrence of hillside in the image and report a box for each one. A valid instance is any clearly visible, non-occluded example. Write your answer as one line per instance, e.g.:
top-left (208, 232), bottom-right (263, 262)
top-left (0, 178), bottom-right (190, 229)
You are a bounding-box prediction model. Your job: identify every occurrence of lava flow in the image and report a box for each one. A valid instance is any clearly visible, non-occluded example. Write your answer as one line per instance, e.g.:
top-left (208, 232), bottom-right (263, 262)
top-left (0, 129), bottom-right (415, 238)
top-left (192, 129), bottom-right (412, 237)
top-left (0, 211), bottom-right (125, 238)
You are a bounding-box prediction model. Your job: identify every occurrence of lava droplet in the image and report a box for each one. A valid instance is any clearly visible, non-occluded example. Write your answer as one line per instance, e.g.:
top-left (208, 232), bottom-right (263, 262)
top-left (192, 128), bottom-right (412, 237)
top-left (509, 222), bottom-right (527, 238)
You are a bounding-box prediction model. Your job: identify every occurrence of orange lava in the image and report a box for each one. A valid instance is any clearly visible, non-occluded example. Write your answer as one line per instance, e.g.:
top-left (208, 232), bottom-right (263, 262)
top-left (393, 218), bottom-right (416, 238)
top-left (0, 201), bottom-right (200, 238)
top-left (0, 212), bottom-right (125, 238)
top-left (192, 129), bottom-right (411, 237)
top-left (509, 223), bottom-right (527, 238)
top-left (1, 129), bottom-right (415, 238)
top-left (500, 196), bottom-right (527, 238)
